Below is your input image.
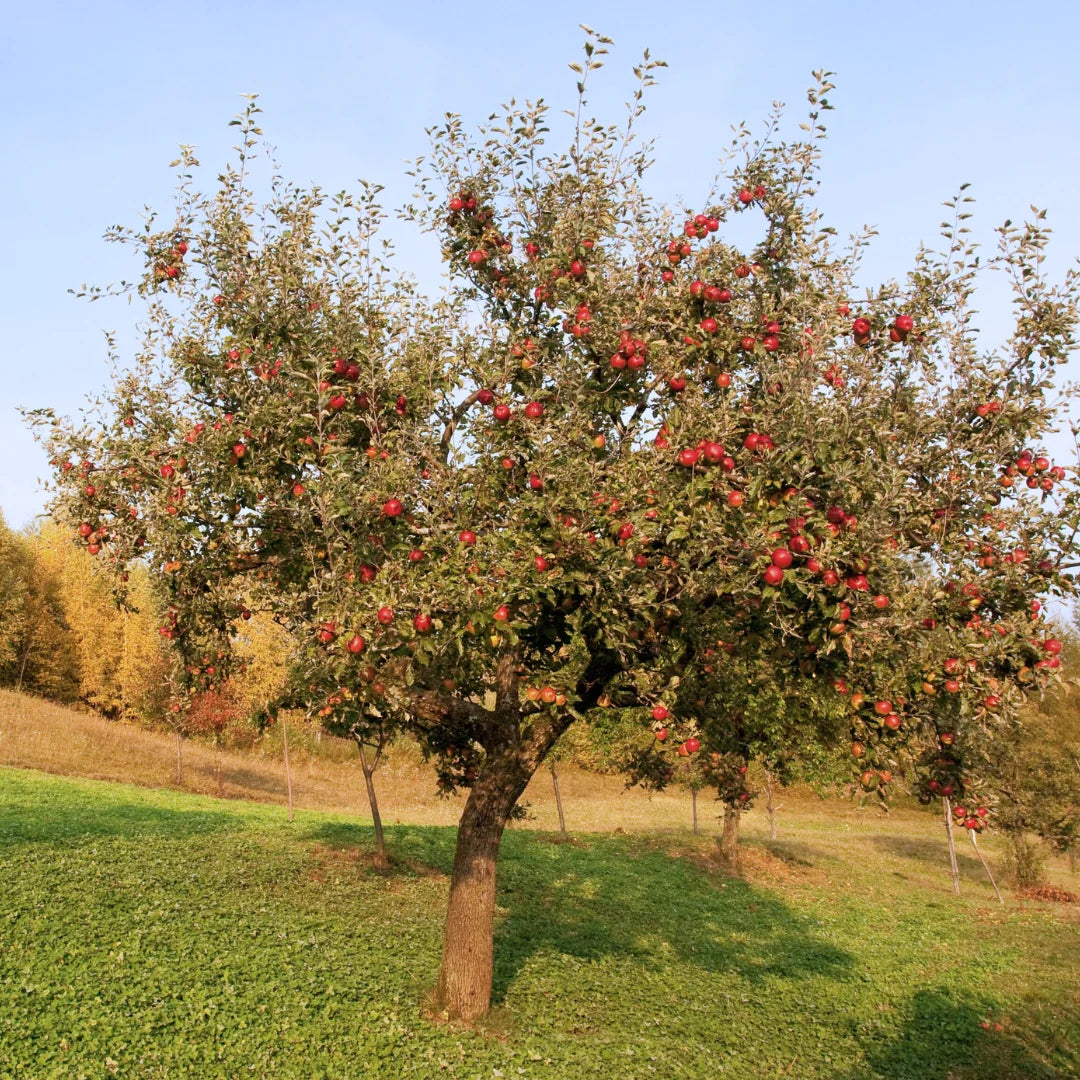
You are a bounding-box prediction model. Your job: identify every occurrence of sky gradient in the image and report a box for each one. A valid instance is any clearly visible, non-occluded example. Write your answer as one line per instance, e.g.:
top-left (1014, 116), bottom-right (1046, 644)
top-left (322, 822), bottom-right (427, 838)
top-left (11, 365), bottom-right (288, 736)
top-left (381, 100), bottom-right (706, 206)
top-left (2, 0), bottom-right (1078, 529)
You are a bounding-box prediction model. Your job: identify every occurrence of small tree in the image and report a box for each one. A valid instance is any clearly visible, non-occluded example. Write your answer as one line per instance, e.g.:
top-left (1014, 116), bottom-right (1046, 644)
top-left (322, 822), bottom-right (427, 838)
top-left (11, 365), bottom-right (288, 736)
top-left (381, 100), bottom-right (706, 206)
top-left (980, 624), bottom-right (1080, 883)
top-left (32, 39), bottom-right (1080, 1022)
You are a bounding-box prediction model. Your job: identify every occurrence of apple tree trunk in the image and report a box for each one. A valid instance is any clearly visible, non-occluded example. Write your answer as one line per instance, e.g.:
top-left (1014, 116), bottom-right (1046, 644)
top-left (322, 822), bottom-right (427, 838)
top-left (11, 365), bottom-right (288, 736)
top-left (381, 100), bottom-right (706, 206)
top-left (719, 805), bottom-right (741, 867)
top-left (434, 751), bottom-right (537, 1022)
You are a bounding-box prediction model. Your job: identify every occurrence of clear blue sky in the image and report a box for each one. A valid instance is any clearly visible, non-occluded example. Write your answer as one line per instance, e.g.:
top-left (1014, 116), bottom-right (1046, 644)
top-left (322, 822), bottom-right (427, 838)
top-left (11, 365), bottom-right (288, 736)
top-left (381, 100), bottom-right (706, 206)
top-left (2, 0), bottom-right (1079, 530)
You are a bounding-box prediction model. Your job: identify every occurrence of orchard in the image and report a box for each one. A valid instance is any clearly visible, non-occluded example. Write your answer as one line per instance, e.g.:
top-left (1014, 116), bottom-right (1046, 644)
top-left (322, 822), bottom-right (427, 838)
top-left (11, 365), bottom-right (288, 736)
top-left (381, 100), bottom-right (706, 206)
top-left (31, 35), bottom-right (1080, 1022)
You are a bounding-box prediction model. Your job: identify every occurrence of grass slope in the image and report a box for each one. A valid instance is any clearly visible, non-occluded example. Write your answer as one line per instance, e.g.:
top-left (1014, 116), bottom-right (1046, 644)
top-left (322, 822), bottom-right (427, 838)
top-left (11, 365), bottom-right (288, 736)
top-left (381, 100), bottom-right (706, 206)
top-left (1, 767), bottom-right (1077, 1079)
top-left (0, 688), bottom-right (701, 831)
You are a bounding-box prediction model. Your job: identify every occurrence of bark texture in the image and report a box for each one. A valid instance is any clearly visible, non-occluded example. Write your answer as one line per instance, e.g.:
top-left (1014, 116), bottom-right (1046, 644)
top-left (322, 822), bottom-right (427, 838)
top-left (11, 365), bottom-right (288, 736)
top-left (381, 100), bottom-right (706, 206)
top-left (434, 669), bottom-right (573, 1021)
top-left (434, 763), bottom-right (526, 1021)
top-left (719, 805), bottom-right (741, 867)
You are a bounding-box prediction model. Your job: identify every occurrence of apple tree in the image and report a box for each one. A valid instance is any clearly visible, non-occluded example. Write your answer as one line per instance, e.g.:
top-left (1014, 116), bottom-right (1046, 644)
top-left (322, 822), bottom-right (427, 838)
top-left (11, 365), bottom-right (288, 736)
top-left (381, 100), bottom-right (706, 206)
top-left (33, 38), bottom-right (1080, 1021)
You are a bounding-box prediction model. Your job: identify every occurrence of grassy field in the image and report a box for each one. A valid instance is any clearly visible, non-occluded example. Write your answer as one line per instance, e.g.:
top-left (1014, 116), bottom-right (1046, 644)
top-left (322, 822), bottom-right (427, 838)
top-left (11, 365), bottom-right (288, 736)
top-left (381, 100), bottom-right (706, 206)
top-left (1, 759), bottom-right (1078, 1079)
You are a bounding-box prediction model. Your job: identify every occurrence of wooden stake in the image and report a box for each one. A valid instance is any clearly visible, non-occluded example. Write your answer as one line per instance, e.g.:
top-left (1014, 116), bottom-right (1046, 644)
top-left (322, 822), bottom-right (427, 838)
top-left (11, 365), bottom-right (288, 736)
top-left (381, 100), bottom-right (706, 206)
top-left (943, 797), bottom-right (961, 895)
top-left (691, 786), bottom-right (698, 835)
top-left (970, 830), bottom-right (1004, 904)
top-left (356, 739), bottom-right (387, 865)
top-left (550, 762), bottom-right (567, 835)
top-left (765, 768), bottom-right (778, 840)
top-left (175, 730), bottom-right (182, 785)
top-left (281, 719), bottom-right (294, 822)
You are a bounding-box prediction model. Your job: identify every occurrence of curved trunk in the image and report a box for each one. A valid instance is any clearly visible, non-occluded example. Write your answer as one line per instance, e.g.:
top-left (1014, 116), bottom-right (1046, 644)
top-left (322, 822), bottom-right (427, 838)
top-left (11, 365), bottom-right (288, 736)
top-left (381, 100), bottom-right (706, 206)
top-left (434, 759), bottom-right (533, 1022)
top-left (719, 805), bottom-right (741, 867)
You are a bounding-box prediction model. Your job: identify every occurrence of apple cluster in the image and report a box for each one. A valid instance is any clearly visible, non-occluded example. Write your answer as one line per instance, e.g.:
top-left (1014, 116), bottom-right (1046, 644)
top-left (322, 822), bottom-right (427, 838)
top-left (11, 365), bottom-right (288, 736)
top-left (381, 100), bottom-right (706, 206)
top-left (151, 236), bottom-right (188, 285)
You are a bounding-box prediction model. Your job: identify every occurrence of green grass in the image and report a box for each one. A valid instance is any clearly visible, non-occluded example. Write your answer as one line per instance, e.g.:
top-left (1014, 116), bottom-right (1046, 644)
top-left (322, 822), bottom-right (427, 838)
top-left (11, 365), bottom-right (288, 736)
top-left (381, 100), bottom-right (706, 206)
top-left (0, 767), bottom-right (1077, 1079)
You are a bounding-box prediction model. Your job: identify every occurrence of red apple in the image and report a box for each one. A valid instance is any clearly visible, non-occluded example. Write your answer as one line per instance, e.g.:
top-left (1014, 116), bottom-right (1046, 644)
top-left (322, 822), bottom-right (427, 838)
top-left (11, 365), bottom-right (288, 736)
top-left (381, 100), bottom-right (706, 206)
top-left (764, 565), bottom-right (785, 586)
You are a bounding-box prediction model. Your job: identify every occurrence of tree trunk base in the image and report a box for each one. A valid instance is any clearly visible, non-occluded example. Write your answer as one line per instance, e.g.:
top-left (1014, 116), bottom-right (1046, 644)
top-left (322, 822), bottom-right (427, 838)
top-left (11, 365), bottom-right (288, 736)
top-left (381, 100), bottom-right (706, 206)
top-left (719, 806), bottom-right (740, 868)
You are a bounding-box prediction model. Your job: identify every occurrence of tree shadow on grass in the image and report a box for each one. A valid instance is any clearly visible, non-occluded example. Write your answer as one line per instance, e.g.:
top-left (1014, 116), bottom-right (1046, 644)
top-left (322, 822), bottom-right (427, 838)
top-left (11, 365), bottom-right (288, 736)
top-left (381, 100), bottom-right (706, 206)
top-left (752, 837), bottom-right (820, 867)
top-left (870, 834), bottom-right (993, 884)
top-left (301, 820), bottom-right (853, 1008)
top-left (0, 770), bottom-right (240, 844)
top-left (489, 831), bottom-right (853, 1005)
top-left (836, 988), bottom-right (1070, 1080)
top-left (302, 820), bottom-right (458, 877)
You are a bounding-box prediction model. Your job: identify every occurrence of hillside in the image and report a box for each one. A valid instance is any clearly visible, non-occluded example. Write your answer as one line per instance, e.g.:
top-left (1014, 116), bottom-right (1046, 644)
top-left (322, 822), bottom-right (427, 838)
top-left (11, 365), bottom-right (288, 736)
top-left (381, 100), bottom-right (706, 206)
top-left (0, 688), bottom-right (709, 831)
